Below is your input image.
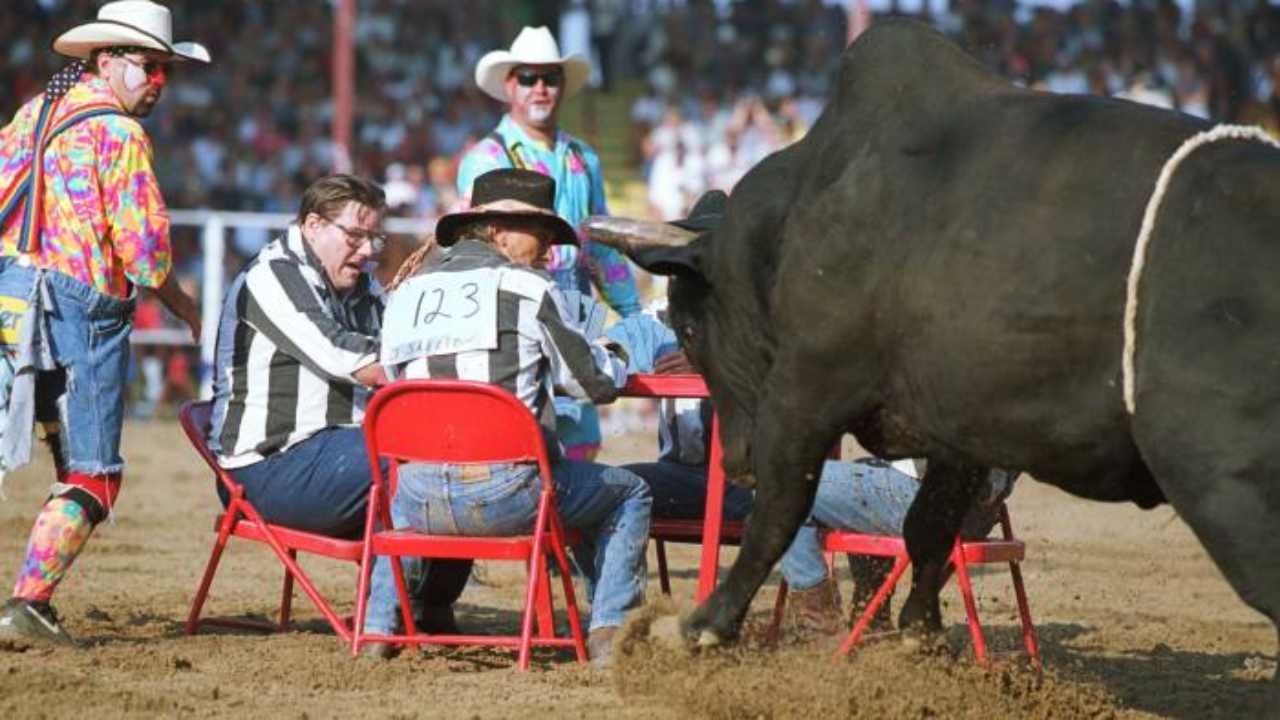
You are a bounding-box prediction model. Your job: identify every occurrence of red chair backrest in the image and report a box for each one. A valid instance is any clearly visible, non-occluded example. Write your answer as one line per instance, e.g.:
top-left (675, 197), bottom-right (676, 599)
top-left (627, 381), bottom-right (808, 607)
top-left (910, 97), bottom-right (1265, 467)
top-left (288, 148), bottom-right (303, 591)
top-left (179, 400), bottom-right (244, 498)
top-left (363, 380), bottom-right (549, 467)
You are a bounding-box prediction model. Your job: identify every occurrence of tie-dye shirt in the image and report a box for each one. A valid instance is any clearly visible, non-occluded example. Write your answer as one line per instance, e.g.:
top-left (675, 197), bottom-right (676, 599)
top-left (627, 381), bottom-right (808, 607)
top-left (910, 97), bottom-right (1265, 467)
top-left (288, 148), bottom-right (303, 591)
top-left (0, 74), bottom-right (170, 299)
top-left (457, 114), bottom-right (640, 317)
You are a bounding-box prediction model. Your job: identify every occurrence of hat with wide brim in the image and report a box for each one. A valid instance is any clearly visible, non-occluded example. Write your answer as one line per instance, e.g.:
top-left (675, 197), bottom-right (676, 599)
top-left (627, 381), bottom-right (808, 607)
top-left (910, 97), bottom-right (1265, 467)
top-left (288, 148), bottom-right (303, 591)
top-left (53, 1), bottom-right (211, 63)
top-left (437, 168), bottom-right (578, 247)
top-left (474, 26), bottom-right (590, 102)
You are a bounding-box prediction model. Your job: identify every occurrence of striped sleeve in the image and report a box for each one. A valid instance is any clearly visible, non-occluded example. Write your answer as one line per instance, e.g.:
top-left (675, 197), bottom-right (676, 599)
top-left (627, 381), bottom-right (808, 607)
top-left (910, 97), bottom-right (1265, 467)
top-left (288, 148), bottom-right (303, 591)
top-left (242, 259), bottom-right (377, 381)
top-left (535, 285), bottom-right (627, 404)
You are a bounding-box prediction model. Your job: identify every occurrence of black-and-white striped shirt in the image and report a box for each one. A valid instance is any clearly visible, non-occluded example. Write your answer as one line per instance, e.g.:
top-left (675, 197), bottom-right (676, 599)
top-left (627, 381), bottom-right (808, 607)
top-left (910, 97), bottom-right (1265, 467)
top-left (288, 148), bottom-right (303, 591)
top-left (209, 226), bottom-right (383, 468)
top-left (380, 240), bottom-right (627, 434)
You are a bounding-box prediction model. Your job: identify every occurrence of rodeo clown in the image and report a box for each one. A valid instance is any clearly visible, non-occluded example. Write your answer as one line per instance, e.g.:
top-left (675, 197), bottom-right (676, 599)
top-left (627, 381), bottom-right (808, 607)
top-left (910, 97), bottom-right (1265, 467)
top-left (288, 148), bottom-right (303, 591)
top-left (0, 1), bottom-right (206, 646)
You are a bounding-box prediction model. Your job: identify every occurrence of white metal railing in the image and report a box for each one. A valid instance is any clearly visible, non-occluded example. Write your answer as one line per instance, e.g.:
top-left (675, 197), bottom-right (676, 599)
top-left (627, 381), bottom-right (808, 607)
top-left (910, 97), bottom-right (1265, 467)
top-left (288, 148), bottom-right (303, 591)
top-left (166, 209), bottom-right (434, 396)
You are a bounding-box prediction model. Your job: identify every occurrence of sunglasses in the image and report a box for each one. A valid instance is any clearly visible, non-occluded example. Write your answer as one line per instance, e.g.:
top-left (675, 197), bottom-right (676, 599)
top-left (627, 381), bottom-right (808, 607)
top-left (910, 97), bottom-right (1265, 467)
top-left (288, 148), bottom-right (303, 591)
top-left (514, 69), bottom-right (563, 88)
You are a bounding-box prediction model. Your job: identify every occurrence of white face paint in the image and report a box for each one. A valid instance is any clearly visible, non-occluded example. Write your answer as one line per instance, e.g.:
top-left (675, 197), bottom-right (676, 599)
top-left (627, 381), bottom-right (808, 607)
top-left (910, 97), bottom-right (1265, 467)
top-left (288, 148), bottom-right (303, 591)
top-left (526, 103), bottom-right (553, 124)
top-left (122, 60), bottom-right (148, 91)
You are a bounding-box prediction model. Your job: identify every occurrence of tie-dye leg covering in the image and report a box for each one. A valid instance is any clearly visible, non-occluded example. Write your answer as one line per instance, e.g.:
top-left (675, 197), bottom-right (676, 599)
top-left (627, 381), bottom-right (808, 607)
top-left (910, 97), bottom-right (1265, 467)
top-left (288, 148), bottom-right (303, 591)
top-left (12, 497), bottom-right (95, 602)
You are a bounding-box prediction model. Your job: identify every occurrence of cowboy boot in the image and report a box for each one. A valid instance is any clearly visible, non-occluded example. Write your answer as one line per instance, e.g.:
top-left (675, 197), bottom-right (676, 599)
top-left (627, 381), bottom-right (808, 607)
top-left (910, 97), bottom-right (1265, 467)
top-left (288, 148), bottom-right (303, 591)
top-left (783, 576), bottom-right (844, 642)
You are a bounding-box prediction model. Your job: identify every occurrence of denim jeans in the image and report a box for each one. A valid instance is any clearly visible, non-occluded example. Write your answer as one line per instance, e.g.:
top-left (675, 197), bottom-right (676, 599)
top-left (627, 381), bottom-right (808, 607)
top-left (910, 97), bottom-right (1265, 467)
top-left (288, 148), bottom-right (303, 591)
top-left (366, 457), bottom-right (651, 632)
top-left (622, 461), bottom-right (754, 521)
top-left (778, 461), bottom-right (1007, 590)
top-left (221, 426), bottom-right (472, 631)
top-left (627, 459), bottom-right (938, 591)
top-left (0, 259), bottom-right (134, 475)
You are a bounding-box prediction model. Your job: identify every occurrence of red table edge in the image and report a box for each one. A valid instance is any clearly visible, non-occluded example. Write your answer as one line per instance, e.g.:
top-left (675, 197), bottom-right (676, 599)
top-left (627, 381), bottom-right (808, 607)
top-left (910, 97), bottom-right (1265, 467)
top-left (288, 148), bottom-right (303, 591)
top-left (619, 373), bottom-right (723, 602)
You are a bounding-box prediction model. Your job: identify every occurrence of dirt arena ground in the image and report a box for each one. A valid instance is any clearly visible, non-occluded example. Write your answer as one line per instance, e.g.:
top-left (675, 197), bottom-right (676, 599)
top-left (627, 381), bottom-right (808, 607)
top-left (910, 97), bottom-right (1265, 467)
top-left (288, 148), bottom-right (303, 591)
top-left (0, 418), bottom-right (1274, 718)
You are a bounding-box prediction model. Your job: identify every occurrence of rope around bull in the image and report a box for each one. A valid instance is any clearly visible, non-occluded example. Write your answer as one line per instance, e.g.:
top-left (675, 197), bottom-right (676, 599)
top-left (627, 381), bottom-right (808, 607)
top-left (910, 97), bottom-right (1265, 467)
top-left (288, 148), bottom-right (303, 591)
top-left (1122, 124), bottom-right (1280, 415)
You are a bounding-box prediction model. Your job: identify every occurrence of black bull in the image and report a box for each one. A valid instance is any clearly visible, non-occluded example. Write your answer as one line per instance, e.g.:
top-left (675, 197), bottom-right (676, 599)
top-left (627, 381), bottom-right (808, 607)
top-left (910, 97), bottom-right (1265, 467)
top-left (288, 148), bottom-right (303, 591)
top-left (586, 19), bottom-right (1280, 686)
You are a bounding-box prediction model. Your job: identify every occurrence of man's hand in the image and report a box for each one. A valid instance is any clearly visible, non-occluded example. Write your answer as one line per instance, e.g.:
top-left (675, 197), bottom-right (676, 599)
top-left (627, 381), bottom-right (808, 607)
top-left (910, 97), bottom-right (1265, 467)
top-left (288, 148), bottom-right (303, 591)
top-left (150, 274), bottom-right (201, 341)
top-left (353, 362), bottom-right (389, 388)
top-left (654, 350), bottom-right (695, 375)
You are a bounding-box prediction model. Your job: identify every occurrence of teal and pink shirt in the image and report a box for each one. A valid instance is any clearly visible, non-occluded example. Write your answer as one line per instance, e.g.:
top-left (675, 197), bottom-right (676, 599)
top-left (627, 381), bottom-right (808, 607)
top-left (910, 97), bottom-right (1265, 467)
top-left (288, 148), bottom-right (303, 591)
top-left (457, 114), bottom-right (640, 317)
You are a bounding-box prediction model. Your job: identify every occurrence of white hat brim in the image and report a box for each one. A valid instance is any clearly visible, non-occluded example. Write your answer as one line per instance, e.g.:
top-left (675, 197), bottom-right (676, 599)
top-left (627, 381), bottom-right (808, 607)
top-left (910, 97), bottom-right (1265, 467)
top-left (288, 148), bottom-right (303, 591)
top-left (52, 22), bottom-right (210, 63)
top-left (475, 51), bottom-right (591, 101)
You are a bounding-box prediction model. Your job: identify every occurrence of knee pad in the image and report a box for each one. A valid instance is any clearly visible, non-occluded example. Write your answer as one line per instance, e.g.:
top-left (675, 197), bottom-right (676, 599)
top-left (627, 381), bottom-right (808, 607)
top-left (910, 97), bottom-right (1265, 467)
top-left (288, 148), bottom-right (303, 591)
top-left (53, 472), bottom-right (122, 525)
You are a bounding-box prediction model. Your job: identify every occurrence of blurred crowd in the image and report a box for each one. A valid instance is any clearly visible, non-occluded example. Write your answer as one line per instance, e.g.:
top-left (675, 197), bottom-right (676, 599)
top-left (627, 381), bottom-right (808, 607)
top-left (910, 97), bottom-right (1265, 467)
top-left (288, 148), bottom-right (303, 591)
top-left (6, 0), bottom-right (1280, 412)
top-left (633, 0), bottom-right (1280, 219)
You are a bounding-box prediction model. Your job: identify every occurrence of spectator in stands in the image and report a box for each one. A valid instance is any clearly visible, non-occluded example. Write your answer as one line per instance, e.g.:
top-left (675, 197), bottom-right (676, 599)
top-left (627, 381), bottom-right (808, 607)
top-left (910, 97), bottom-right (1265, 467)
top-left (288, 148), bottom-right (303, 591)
top-left (206, 174), bottom-right (470, 650)
top-left (369, 168), bottom-right (651, 666)
top-left (459, 26), bottom-right (642, 462)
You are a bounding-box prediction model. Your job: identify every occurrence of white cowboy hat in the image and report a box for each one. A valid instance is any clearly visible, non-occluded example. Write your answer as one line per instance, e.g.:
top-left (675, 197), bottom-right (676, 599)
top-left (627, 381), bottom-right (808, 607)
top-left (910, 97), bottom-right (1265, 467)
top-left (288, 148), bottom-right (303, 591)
top-left (52, 0), bottom-right (211, 63)
top-left (474, 26), bottom-right (590, 102)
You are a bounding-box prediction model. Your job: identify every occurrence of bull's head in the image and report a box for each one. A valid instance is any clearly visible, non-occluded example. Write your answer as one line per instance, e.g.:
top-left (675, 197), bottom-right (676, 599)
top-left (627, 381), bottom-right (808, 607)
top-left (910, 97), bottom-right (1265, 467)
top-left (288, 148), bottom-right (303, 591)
top-left (584, 194), bottom-right (766, 485)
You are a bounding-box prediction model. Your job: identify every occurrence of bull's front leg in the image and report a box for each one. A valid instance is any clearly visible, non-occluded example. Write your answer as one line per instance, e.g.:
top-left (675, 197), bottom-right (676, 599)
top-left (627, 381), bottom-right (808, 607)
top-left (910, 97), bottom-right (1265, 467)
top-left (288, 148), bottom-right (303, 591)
top-left (897, 461), bottom-right (986, 632)
top-left (681, 396), bottom-right (837, 646)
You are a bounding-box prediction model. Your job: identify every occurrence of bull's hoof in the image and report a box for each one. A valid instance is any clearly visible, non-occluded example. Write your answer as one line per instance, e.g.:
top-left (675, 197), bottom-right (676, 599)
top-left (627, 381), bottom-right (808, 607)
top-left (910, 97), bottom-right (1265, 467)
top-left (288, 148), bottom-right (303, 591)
top-left (679, 607), bottom-right (736, 650)
top-left (897, 594), bottom-right (943, 634)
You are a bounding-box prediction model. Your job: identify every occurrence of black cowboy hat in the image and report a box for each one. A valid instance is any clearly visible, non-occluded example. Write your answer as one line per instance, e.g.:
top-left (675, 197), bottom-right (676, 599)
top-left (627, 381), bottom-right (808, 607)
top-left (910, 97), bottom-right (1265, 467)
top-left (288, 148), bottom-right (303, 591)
top-left (436, 168), bottom-right (578, 247)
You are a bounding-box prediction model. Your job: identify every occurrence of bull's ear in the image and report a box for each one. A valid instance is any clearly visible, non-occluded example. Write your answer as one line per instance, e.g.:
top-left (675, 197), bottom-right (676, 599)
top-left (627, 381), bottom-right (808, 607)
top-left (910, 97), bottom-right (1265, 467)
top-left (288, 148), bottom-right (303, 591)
top-left (629, 236), bottom-right (706, 279)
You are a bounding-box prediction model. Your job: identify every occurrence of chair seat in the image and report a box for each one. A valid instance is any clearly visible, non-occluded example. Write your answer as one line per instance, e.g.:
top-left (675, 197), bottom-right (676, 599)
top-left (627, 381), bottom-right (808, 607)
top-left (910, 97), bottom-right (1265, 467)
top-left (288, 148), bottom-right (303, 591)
top-left (821, 531), bottom-right (1025, 564)
top-left (821, 531), bottom-right (906, 557)
top-left (370, 528), bottom-right (584, 561)
top-left (957, 538), bottom-right (1025, 563)
top-left (650, 518), bottom-right (746, 544)
top-left (216, 514), bottom-right (364, 562)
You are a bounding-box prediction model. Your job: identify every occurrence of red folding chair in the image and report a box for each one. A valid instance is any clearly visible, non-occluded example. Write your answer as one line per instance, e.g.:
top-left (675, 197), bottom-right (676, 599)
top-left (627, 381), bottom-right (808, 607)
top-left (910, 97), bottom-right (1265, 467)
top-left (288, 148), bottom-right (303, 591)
top-left (180, 400), bottom-right (364, 642)
top-left (351, 380), bottom-right (588, 669)
top-left (651, 519), bottom-right (744, 595)
top-left (771, 504), bottom-right (1040, 666)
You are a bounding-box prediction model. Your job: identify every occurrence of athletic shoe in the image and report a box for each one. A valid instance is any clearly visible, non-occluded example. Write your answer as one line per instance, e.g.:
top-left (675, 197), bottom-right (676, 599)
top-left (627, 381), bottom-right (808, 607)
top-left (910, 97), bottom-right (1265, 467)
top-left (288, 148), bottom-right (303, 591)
top-left (0, 598), bottom-right (76, 648)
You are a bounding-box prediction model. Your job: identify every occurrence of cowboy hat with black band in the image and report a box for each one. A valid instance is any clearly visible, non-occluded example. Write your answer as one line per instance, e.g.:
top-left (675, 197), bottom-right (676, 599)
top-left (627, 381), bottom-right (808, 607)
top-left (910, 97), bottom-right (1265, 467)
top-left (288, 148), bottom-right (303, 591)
top-left (436, 169), bottom-right (578, 247)
top-left (53, 0), bottom-right (211, 63)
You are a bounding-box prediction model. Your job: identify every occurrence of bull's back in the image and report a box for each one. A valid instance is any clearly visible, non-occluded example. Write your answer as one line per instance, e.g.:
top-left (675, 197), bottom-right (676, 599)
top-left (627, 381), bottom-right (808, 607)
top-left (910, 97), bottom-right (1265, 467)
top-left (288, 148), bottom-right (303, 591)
top-left (771, 79), bottom-right (1216, 491)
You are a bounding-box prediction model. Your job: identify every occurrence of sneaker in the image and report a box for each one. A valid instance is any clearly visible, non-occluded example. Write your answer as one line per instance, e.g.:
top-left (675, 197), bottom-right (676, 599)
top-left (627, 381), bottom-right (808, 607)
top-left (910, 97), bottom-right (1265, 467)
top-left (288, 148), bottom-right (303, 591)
top-left (587, 626), bottom-right (618, 668)
top-left (0, 598), bottom-right (76, 648)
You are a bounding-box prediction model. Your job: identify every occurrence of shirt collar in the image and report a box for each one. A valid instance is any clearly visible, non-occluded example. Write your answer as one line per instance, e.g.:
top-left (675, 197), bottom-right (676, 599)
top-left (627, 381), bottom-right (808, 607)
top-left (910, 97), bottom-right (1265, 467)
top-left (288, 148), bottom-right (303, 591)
top-left (62, 73), bottom-right (127, 115)
top-left (498, 114), bottom-right (563, 153)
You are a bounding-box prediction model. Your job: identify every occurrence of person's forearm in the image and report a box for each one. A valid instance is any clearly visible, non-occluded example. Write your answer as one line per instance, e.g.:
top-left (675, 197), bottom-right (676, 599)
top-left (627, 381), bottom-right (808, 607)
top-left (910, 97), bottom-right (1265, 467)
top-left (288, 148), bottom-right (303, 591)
top-left (150, 274), bottom-right (201, 339)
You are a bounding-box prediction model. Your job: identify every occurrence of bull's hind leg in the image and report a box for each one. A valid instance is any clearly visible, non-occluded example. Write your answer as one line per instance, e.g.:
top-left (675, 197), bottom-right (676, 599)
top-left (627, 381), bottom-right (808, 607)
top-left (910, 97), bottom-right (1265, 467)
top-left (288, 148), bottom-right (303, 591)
top-left (897, 462), bottom-right (986, 633)
top-left (681, 392), bottom-right (844, 647)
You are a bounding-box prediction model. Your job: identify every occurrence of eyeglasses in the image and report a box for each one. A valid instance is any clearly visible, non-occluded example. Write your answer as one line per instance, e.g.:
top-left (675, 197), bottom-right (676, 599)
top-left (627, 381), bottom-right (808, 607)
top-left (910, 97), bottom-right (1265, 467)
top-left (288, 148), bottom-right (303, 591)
top-left (514, 69), bottom-right (563, 88)
top-left (328, 219), bottom-right (387, 254)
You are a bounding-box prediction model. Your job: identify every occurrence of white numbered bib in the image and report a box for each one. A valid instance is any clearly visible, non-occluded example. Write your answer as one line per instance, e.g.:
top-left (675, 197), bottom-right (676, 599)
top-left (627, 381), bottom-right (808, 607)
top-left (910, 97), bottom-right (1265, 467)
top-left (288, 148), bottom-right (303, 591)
top-left (381, 268), bottom-right (500, 367)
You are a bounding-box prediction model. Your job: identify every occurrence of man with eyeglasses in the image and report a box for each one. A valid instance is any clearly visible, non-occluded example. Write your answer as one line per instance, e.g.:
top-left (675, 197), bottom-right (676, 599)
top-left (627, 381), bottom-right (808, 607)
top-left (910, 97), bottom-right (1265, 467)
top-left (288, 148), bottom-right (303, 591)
top-left (207, 174), bottom-right (471, 642)
top-left (460, 26), bottom-right (642, 462)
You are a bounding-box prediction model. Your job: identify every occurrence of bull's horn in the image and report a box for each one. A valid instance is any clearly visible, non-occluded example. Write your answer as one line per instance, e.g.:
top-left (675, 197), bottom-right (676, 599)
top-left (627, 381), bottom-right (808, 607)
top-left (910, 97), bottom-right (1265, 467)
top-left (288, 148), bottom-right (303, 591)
top-left (582, 215), bottom-right (697, 253)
